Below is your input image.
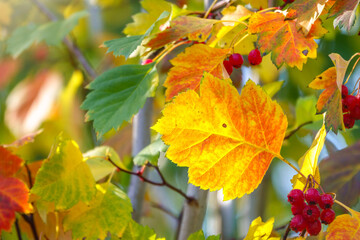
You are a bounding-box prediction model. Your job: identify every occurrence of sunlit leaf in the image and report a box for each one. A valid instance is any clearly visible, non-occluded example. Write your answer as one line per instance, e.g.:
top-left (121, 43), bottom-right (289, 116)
top-left (309, 53), bottom-right (350, 132)
top-left (292, 124), bottom-right (326, 189)
top-left (164, 44), bottom-right (230, 101)
top-left (153, 73), bottom-right (287, 200)
top-left (241, 0), bottom-right (267, 9)
top-left (263, 81), bottom-right (284, 98)
top-left (133, 138), bottom-right (167, 166)
top-left (188, 230), bottom-right (220, 240)
top-left (121, 219), bottom-right (157, 240)
top-left (0, 146), bottom-right (23, 177)
top-left (295, 96), bottom-right (323, 127)
top-left (81, 63), bottom-right (157, 136)
top-left (244, 217), bottom-right (278, 240)
top-left (327, 206), bottom-right (360, 239)
top-left (320, 141), bottom-right (360, 206)
top-left (0, 176), bottom-right (32, 232)
top-left (288, 0), bottom-right (328, 35)
top-left (328, 0), bottom-right (360, 31)
top-left (63, 183), bottom-right (132, 240)
top-left (6, 11), bottom-right (88, 57)
top-left (31, 134), bottom-right (96, 210)
top-left (248, 11), bottom-right (326, 70)
top-left (145, 16), bottom-right (217, 50)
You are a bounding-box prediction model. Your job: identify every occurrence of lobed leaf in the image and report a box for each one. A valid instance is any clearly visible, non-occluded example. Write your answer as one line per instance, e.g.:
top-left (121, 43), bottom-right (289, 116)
top-left (326, 207), bottom-right (360, 239)
top-left (0, 146), bottom-right (23, 177)
top-left (31, 134), bottom-right (96, 210)
top-left (121, 219), bottom-right (158, 240)
top-left (164, 44), bottom-right (230, 101)
top-left (81, 63), bottom-right (157, 136)
top-left (133, 138), bottom-right (168, 166)
top-left (63, 183), bottom-right (133, 240)
top-left (244, 217), bottom-right (279, 240)
top-left (248, 11), bottom-right (326, 70)
top-left (153, 73), bottom-right (287, 200)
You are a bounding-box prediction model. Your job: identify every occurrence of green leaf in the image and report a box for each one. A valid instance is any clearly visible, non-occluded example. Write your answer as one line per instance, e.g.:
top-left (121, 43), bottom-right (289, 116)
top-left (63, 183), bottom-right (133, 240)
top-left (84, 146), bottom-right (126, 181)
top-left (263, 80), bottom-right (284, 98)
top-left (31, 134), bottom-right (96, 210)
top-left (81, 63), bottom-right (157, 137)
top-left (187, 230), bottom-right (220, 240)
top-left (295, 96), bottom-right (323, 127)
top-left (121, 220), bottom-right (157, 240)
top-left (104, 11), bottom-right (169, 59)
top-left (133, 138), bottom-right (167, 166)
top-left (6, 11), bottom-right (88, 57)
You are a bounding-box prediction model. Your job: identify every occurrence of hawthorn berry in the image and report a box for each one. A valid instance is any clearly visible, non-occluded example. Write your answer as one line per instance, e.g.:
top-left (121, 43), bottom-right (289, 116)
top-left (320, 209), bottom-right (335, 224)
top-left (319, 193), bottom-right (334, 209)
top-left (343, 113), bottom-right (355, 129)
top-left (306, 219), bottom-right (322, 236)
top-left (248, 49), bottom-right (262, 65)
top-left (283, 0), bottom-right (295, 3)
top-left (341, 85), bottom-right (348, 99)
top-left (305, 188), bottom-right (320, 205)
top-left (287, 189), bottom-right (304, 205)
top-left (229, 53), bottom-right (244, 68)
top-left (223, 60), bottom-right (233, 75)
top-left (142, 59), bottom-right (153, 65)
top-left (351, 105), bottom-right (360, 120)
top-left (291, 202), bottom-right (306, 215)
top-left (290, 215), bottom-right (307, 232)
top-left (302, 205), bottom-right (320, 222)
top-left (343, 95), bottom-right (357, 112)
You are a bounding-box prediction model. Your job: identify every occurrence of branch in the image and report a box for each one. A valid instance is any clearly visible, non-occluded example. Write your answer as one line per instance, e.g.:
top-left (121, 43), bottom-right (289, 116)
top-left (150, 201), bottom-right (179, 220)
top-left (107, 157), bottom-right (196, 203)
top-left (284, 121), bottom-right (313, 140)
top-left (28, 0), bottom-right (97, 80)
top-left (15, 218), bottom-right (23, 240)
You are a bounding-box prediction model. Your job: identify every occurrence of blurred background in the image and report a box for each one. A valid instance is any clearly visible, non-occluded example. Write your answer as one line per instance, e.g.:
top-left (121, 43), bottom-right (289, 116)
top-left (0, 0), bottom-right (360, 239)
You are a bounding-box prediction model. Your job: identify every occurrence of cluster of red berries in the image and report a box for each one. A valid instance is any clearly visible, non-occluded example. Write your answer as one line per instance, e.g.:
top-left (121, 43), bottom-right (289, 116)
top-left (223, 49), bottom-right (262, 75)
top-left (341, 85), bottom-right (360, 129)
top-left (287, 188), bottom-right (335, 236)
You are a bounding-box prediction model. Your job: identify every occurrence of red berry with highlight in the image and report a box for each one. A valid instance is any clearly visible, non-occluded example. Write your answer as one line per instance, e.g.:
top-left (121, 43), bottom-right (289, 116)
top-left (341, 85), bottom-right (348, 99)
top-left (290, 215), bottom-right (307, 233)
top-left (248, 49), bottom-right (262, 65)
top-left (306, 219), bottom-right (322, 236)
top-left (319, 193), bottom-right (334, 209)
top-left (343, 95), bottom-right (357, 112)
top-left (223, 60), bottom-right (233, 75)
top-left (343, 113), bottom-right (355, 129)
top-left (305, 188), bottom-right (320, 205)
top-left (302, 205), bottom-right (320, 222)
top-left (229, 53), bottom-right (244, 68)
top-left (142, 59), bottom-right (153, 65)
top-left (287, 189), bottom-right (304, 205)
top-left (320, 209), bottom-right (335, 224)
top-left (291, 202), bottom-right (306, 215)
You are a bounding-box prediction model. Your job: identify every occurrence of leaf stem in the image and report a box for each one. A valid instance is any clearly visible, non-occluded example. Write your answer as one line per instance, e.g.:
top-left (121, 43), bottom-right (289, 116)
top-left (282, 223), bottom-right (291, 240)
top-left (15, 218), bottom-right (23, 240)
top-left (284, 121), bottom-right (313, 140)
top-left (107, 157), bottom-right (196, 203)
top-left (344, 52), bottom-right (360, 85)
top-left (154, 40), bottom-right (191, 64)
top-left (204, 0), bottom-right (219, 18)
top-left (275, 154), bottom-right (306, 179)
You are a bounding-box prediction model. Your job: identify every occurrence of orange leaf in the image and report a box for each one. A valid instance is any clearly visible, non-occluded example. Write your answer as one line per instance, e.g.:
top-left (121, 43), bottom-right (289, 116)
top-left (248, 11), bottom-right (326, 70)
top-left (164, 44), bottom-right (230, 101)
top-left (327, 207), bottom-right (360, 239)
top-left (0, 176), bottom-right (32, 232)
top-left (287, 0), bottom-right (328, 35)
top-left (145, 16), bottom-right (217, 49)
top-left (0, 146), bottom-right (24, 177)
top-left (153, 73), bottom-right (287, 200)
top-left (309, 53), bottom-right (349, 132)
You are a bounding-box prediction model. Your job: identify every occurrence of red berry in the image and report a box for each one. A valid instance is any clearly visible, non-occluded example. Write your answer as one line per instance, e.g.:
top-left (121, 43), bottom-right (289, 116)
top-left (320, 209), bottom-right (335, 224)
top-left (343, 95), bottom-right (357, 112)
top-left (248, 49), bottom-right (262, 65)
top-left (142, 59), bottom-right (153, 65)
top-left (229, 53), bottom-right (244, 68)
top-left (291, 202), bottom-right (306, 215)
top-left (319, 193), bottom-right (334, 209)
top-left (287, 189), bottom-right (305, 205)
top-left (302, 205), bottom-right (320, 222)
top-left (223, 60), bottom-right (233, 75)
top-left (290, 215), bottom-right (307, 232)
top-left (306, 219), bottom-right (322, 236)
top-left (343, 113), bottom-right (355, 129)
top-left (283, 0), bottom-right (295, 3)
top-left (351, 105), bottom-right (360, 120)
top-left (342, 85), bottom-right (348, 99)
top-left (305, 188), bottom-right (320, 205)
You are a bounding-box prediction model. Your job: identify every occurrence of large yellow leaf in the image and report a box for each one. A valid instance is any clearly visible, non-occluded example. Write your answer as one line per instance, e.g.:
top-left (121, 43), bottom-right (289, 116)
top-left (153, 73), bottom-right (287, 200)
top-left (244, 217), bottom-right (279, 240)
top-left (164, 44), bottom-right (230, 101)
top-left (248, 11), bottom-right (326, 70)
top-left (326, 206), bottom-right (360, 239)
top-left (291, 124), bottom-right (326, 189)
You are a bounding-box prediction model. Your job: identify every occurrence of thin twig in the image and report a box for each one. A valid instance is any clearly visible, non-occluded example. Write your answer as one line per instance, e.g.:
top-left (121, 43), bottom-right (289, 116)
top-left (15, 218), bottom-right (23, 240)
top-left (24, 164), bottom-right (33, 188)
top-left (282, 223), bottom-right (291, 240)
top-left (284, 121), bottom-right (313, 140)
top-left (107, 157), bottom-right (196, 203)
top-left (150, 201), bottom-right (179, 220)
top-left (28, 0), bottom-right (97, 80)
top-left (204, 0), bottom-right (219, 18)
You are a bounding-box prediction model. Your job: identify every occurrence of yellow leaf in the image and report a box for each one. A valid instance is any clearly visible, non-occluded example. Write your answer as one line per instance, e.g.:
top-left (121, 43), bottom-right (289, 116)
top-left (242, 0), bottom-right (268, 9)
top-left (0, 2), bottom-right (12, 26)
top-left (244, 217), bottom-right (279, 240)
top-left (164, 44), bottom-right (230, 101)
top-left (153, 73), bottom-right (288, 200)
top-left (292, 124), bottom-right (326, 189)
